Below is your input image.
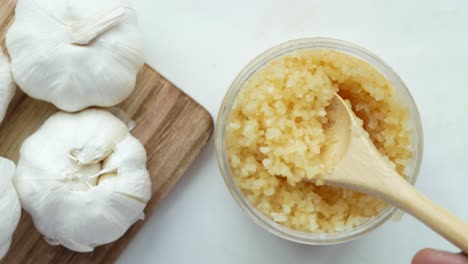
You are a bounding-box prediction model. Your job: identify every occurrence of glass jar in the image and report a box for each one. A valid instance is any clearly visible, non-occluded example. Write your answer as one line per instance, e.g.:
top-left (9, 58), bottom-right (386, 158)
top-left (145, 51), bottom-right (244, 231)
top-left (215, 38), bottom-right (424, 245)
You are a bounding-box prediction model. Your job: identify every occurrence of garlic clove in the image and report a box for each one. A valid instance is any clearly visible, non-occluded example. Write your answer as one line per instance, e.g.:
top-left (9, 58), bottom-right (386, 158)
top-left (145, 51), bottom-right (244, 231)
top-left (14, 109), bottom-right (152, 252)
top-left (0, 158), bottom-right (21, 260)
top-left (97, 136), bottom-right (152, 201)
top-left (6, 0), bottom-right (144, 112)
top-left (0, 49), bottom-right (15, 123)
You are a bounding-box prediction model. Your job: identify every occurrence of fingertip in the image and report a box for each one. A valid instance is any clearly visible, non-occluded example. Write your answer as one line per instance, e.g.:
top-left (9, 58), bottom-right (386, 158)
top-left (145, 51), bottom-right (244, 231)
top-left (412, 248), bottom-right (468, 264)
top-left (412, 248), bottom-right (435, 264)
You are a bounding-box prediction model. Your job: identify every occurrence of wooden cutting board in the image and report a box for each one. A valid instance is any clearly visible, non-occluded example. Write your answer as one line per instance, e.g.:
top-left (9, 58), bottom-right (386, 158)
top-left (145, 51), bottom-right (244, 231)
top-left (0, 1), bottom-right (213, 263)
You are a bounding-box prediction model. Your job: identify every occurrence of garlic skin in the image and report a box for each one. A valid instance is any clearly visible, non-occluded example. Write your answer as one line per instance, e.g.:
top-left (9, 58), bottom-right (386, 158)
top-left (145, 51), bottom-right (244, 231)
top-left (0, 158), bottom-right (21, 260)
top-left (6, 0), bottom-right (144, 112)
top-left (0, 50), bottom-right (15, 123)
top-left (14, 109), bottom-right (151, 252)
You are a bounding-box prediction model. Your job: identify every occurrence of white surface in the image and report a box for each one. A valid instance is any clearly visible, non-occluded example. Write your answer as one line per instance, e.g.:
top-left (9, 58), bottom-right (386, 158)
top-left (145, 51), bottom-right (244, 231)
top-left (118, 0), bottom-right (468, 263)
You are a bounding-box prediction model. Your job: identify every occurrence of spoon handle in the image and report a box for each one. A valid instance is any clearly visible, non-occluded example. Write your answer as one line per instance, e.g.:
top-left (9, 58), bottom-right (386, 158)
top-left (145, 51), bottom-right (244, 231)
top-left (329, 129), bottom-right (468, 252)
top-left (380, 174), bottom-right (468, 253)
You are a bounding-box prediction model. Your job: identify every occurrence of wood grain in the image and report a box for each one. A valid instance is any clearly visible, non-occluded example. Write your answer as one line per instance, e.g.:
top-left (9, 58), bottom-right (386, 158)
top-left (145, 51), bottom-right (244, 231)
top-left (0, 1), bottom-right (213, 263)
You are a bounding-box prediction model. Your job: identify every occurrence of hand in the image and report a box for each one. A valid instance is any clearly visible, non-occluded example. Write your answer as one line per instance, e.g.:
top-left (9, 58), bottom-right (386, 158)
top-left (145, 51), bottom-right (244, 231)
top-left (412, 249), bottom-right (468, 264)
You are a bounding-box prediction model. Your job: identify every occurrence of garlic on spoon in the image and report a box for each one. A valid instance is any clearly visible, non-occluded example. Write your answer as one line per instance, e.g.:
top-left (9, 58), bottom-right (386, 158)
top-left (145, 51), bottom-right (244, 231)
top-left (0, 158), bottom-right (21, 260)
top-left (0, 49), bottom-right (15, 123)
top-left (14, 109), bottom-right (152, 252)
top-left (6, 0), bottom-right (144, 112)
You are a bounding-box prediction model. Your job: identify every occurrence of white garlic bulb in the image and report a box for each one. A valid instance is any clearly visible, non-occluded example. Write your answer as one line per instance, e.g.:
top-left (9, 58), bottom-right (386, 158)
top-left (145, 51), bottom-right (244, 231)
top-left (0, 49), bottom-right (15, 123)
top-left (0, 158), bottom-right (21, 260)
top-left (6, 0), bottom-right (144, 112)
top-left (14, 109), bottom-right (152, 252)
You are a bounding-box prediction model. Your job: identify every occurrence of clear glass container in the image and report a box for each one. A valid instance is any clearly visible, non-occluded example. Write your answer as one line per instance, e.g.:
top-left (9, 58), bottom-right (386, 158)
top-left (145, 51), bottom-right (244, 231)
top-left (215, 38), bottom-right (424, 245)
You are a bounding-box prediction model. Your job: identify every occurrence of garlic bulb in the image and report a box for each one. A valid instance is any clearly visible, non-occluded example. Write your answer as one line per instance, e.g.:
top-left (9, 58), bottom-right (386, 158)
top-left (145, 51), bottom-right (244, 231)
top-left (0, 49), bottom-right (15, 123)
top-left (6, 0), bottom-right (144, 112)
top-left (0, 158), bottom-right (21, 260)
top-left (14, 109), bottom-right (151, 252)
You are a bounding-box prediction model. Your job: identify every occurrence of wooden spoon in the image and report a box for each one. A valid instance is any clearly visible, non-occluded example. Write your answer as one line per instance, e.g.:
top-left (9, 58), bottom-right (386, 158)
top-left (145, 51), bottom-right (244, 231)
top-left (314, 94), bottom-right (468, 253)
